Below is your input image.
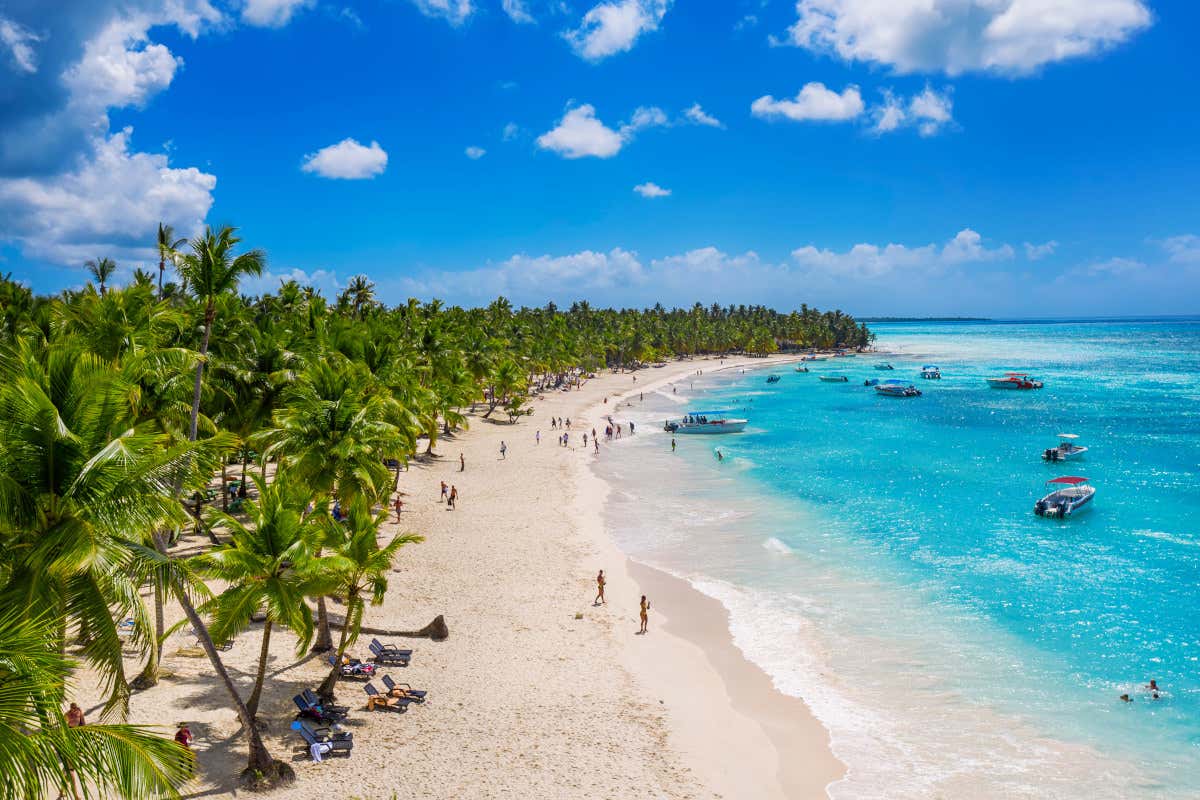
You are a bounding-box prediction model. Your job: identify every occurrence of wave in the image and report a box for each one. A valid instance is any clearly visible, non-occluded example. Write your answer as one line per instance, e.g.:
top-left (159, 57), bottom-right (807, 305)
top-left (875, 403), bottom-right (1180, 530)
top-left (762, 536), bottom-right (793, 555)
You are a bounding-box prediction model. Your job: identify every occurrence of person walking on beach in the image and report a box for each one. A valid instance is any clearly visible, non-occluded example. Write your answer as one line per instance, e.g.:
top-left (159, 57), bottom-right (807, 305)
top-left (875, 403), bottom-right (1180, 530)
top-left (174, 723), bottom-right (193, 750)
top-left (594, 570), bottom-right (606, 605)
top-left (639, 595), bottom-right (650, 634)
top-left (448, 485), bottom-right (458, 510)
top-left (583, 432), bottom-right (588, 447)
top-left (551, 417), bottom-right (557, 430)
top-left (500, 440), bottom-right (507, 460)
top-left (393, 496), bottom-right (403, 520)
top-left (536, 430), bottom-right (541, 445)
top-left (594, 438), bottom-right (599, 453)
top-left (460, 452), bottom-right (466, 472)
top-left (671, 438), bottom-right (676, 452)
top-left (66, 702), bottom-right (85, 728)
top-left (440, 481), bottom-right (448, 503)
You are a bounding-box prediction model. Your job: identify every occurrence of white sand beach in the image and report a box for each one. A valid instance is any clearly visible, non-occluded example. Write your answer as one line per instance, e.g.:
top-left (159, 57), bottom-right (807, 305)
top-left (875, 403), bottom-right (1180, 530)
top-left (84, 354), bottom-right (842, 799)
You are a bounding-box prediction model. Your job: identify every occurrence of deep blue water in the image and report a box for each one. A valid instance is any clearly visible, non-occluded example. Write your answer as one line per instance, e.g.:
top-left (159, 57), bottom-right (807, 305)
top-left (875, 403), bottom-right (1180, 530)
top-left (596, 318), bottom-right (1200, 799)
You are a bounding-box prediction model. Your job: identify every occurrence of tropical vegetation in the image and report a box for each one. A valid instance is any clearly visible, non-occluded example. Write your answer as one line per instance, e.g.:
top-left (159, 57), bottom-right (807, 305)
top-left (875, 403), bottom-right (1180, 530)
top-left (0, 224), bottom-right (870, 797)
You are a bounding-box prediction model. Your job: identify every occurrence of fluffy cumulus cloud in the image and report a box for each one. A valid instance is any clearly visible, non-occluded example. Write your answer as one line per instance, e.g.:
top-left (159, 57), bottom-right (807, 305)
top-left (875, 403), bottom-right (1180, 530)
top-left (751, 82), bottom-right (864, 122)
top-left (566, 0), bottom-right (670, 61)
top-left (410, 0), bottom-right (474, 25)
top-left (1024, 240), bottom-right (1058, 260)
top-left (502, 0), bottom-right (535, 24)
top-left (684, 103), bottom-right (722, 128)
top-left (62, 17), bottom-right (183, 110)
top-left (792, 228), bottom-right (1013, 279)
top-left (633, 181), bottom-right (670, 197)
top-left (0, 127), bottom-right (216, 264)
top-left (241, 0), bottom-right (315, 27)
top-left (872, 85), bottom-right (954, 136)
top-left (301, 138), bottom-right (388, 179)
top-left (241, 266), bottom-right (343, 298)
top-left (536, 103), bottom-right (667, 159)
top-left (786, 0), bottom-right (1152, 76)
top-left (1161, 234), bottom-right (1200, 264)
top-left (465, 145), bottom-right (486, 159)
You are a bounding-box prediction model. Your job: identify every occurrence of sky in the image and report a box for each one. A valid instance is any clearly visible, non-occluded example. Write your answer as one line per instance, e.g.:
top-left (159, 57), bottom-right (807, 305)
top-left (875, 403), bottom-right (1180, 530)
top-left (0, 0), bottom-right (1198, 317)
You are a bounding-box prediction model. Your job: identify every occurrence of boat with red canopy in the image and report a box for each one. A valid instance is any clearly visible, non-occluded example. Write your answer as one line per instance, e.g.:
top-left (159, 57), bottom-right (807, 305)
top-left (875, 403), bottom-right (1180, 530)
top-left (1034, 476), bottom-right (1095, 518)
top-left (988, 372), bottom-right (1044, 390)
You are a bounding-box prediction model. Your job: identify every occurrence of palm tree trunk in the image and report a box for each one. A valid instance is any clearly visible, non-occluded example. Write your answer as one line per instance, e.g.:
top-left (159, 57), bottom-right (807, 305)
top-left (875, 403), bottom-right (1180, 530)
top-left (221, 462), bottom-right (229, 512)
top-left (171, 576), bottom-right (277, 774)
top-left (313, 597), bottom-right (333, 652)
top-left (130, 551), bottom-right (166, 690)
top-left (246, 619), bottom-right (272, 718)
top-left (158, 255), bottom-right (165, 298)
top-left (317, 599), bottom-right (355, 700)
top-left (189, 303), bottom-right (214, 442)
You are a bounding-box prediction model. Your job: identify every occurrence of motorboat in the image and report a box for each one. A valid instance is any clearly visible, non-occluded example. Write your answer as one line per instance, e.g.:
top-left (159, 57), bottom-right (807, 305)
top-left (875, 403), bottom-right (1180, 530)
top-left (875, 379), bottom-right (922, 397)
top-left (766, 375), bottom-right (781, 384)
top-left (987, 372), bottom-right (1043, 390)
top-left (664, 411), bottom-right (748, 435)
top-left (921, 365), bottom-right (941, 380)
top-left (863, 378), bottom-right (879, 386)
top-left (835, 351), bottom-right (857, 358)
top-left (1042, 433), bottom-right (1088, 462)
top-left (819, 375), bottom-right (849, 383)
top-left (1034, 476), bottom-right (1095, 518)
top-left (804, 355), bottom-right (828, 362)
top-left (875, 363), bottom-right (895, 370)
top-left (794, 365), bottom-right (809, 373)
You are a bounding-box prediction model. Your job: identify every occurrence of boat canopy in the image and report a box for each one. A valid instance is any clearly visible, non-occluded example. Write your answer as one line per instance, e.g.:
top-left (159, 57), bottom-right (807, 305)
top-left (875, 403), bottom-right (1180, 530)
top-left (1048, 476), bottom-right (1089, 485)
top-left (683, 410), bottom-right (734, 417)
top-left (883, 379), bottom-right (908, 385)
top-left (1057, 433), bottom-right (1079, 440)
top-left (923, 365), bottom-right (939, 369)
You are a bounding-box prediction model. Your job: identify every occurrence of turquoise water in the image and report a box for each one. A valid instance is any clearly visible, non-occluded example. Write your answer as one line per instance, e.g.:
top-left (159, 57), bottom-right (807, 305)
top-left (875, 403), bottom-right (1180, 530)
top-left (595, 319), bottom-right (1200, 799)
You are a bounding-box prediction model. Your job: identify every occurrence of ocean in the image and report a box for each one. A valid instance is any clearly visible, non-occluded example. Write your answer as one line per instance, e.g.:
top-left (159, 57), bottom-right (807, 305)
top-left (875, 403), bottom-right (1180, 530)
top-left (593, 318), bottom-right (1200, 799)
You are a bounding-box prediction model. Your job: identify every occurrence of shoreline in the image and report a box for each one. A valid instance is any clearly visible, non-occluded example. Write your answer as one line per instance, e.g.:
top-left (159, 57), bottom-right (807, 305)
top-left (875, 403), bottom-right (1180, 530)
top-left (87, 352), bottom-right (843, 799)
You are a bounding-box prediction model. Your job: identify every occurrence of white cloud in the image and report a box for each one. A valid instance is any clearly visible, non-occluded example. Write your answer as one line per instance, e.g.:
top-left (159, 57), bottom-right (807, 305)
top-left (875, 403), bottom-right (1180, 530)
top-left (684, 103), bottom-right (723, 128)
top-left (502, 122), bottom-right (520, 140)
top-left (301, 138), bottom-right (388, 179)
top-left (751, 82), bottom-right (864, 122)
top-left (566, 0), bottom-right (670, 61)
top-left (410, 0), bottom-right (473, 25)
top-left (242, 267), bottom-right (343, 298)
top-left (1074, 256), bottom-right (1146, 277)
top-left (791, 228), bottom-right (1013, 279)
top-left (1024, 240), bottom-right (1058, 260)
top-left (869, 86), bottom-right (954, 136)
top-left (634, 182), bottom-right (670, 197)
top-left (0, 127), bottom-right (216, 264)
top-left (62, 17), bottom-right (183, 110)
top-left (465, 145), bottom-right (486, 159)
top-left (502, 0), bottom-right (535, 23)
top-left (0, 16), bottom-right (41, 73)
top-left (536, 104), bottom-right (668, 159)
top-left (786, 0), bottom-right (1152, 76)
top-left (1162, 234), bottom-right (1200, 264)
top-left (242, 0), bottom-right (315, 27)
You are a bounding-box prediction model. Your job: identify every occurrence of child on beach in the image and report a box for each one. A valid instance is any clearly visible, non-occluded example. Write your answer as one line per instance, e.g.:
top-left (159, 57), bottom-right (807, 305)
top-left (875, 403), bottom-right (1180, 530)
top-left (639, 595), bottom-right (650, 634)
top-left (500, 441), bottom-right (507, 459)
top-left (595, 570), bottom-right (606, 605)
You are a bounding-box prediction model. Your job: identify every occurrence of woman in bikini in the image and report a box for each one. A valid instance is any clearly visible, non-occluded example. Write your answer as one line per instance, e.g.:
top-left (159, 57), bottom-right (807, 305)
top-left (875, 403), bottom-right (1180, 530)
top-left (594, 570), bottom-right (606, 605)
top-left (639, 595), bottom-right (650, 634)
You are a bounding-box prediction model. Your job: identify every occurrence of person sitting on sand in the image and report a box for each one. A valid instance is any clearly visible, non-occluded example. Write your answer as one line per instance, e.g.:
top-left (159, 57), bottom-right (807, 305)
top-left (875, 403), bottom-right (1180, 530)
top-left (595, 570), bottom-right (606, 605)
top-left (66, 702), bottom-right (85, 728)
top-left (639, 595), bottom-right (650, 634)
top-left (174, 723), bottom-right (193, 750)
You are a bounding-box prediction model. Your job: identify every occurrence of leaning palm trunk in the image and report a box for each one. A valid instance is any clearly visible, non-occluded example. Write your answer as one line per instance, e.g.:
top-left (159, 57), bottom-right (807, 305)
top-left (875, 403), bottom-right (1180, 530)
top-left (246, 619), bottom-right (272, 718)
top-left (317, 596), bottom-right (357, 700)
top-left (313, 597), bottom-right (333, 652)
top-left (189, 303), bottom-right (221, 545)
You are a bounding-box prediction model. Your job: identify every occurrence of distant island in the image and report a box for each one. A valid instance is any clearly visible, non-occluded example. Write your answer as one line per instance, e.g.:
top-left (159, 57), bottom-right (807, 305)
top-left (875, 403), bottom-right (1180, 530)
top-left (858, 316), bottom-right (992, 322)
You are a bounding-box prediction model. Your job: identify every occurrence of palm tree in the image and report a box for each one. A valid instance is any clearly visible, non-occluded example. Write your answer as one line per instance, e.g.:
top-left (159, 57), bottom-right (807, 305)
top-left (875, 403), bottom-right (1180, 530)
top-left (176, 226), bottom-right (265, 443)
top-left (197, 474), bottom-right (324, 717)
top-left (316, 497), bottom-right (422, 699)
top-left (0, 609), bottom-right (196, 800)
top-left (85, 257), bottom-right (117, 296)
top-left (156, 223), bottom-right (186, 299)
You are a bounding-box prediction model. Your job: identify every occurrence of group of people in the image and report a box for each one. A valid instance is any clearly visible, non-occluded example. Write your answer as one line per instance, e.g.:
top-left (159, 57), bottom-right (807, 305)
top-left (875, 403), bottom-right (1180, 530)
top-left (440, 480), bottom-right (459, 509)
top-left (1119, 679), bottom-right (1164, 703)
top-left (594, 570), bottom-right (651, 635)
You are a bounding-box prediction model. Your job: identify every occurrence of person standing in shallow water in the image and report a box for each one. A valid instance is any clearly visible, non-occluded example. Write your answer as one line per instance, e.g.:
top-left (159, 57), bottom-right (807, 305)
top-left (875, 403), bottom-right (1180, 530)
top-left (639, 595), bottom-right (650, 634)
top-left (594, 570), bottom-right (606, 605)
top-left (671, 438), bottom-right (676, 452)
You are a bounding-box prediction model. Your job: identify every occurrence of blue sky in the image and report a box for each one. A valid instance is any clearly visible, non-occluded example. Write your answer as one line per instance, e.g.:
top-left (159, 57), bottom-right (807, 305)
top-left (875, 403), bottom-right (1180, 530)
top-left (1, 0), bottom-right (1198, 316)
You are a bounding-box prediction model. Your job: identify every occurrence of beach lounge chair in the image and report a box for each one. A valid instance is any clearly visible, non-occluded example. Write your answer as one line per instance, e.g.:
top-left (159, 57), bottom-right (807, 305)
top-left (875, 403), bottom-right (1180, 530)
top-left (302, 688), bottom-right (350, 716)
top-left (368, 639), bottom-right (411, 666)
top-left (363, 682), bottom-right (412, 712)
top-left (291, 721), bottom-right (352, 761)
top-left (370, 637), bottom-right (413, 656)
top-left (293, 718), bottom-right (352, 744)
top-left (328, 655), bottom-right (376, 679)
top-left (381, 675), bottom-right (427, 702)
top-left (293, 694), bottom-right (347, 723)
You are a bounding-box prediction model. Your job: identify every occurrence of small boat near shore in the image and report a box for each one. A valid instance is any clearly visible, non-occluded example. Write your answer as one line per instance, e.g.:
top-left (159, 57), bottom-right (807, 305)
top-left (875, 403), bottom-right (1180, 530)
top-left (988, 372), bottom-right (1043, 389)
top-left (1034, 476), bottom-right (1095, 518)
top-left (875, 363), bottom-right (895, 370)
top-left (664, 411), bottom-right (748, 434)
top-left (875, 379), bottom-right (922, 397)
top-left (921, 365), bottom-right (941, 380)
top-left (819, 375), bottom-right (849, 383)
top-left (794, 365), bottom-right (809, 373)
top-left (1042, 433), bottom-right (1088, 462)
top-left (766, 374), bottom-right (781, 384)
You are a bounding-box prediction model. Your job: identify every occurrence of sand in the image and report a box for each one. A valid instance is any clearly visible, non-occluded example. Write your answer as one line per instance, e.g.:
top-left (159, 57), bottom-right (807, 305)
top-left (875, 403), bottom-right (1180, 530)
top-left (83, 354), bottom-right (843, 799)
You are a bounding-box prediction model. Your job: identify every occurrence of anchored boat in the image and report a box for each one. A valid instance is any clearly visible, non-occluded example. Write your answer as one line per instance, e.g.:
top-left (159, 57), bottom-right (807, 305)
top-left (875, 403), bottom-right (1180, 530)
top-left (819, 375), bottom-right (849, 383)
top-left (1034, 476), bottom-right (1095, 518)
top-left (875, 363), bottom-right (895, 371)
top-left (664, 411), bottom-right (748, 435)
top-left (875, 379), bottom-right (922, 397)
top-left (766, 375), bottom-right (781, 384)
top-left (987, 372), bottom-right (1043, 390)
top-left (1042, 433), bottom-right (1088, 462)
top-left (921, 365), bottom-right (941, 380)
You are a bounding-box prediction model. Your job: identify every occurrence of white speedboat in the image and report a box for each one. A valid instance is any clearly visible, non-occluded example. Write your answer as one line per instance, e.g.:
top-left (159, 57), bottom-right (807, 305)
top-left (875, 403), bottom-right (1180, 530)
top-left (1042, 433), bottom-right (1088, 462)
top-left (794, 365), bottom-right (809, 373)
top-left (819, 375), bottom-right (849, 383)
top-left (987, 372), bottom-right (1043, 390)
top-left (664, 411), bottom-right (748, 435)
top-left (1034, 476), bottom-right (1095, 518)
top-left (921, 365), bottom-right (941, 379)
top-left (875, 380), bottom-right (922, 397)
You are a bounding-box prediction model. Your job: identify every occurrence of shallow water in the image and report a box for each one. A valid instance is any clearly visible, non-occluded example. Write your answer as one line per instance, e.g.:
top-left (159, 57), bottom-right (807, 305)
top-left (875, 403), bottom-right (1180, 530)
top-left (594, 319), bottom-right (1200, 799)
